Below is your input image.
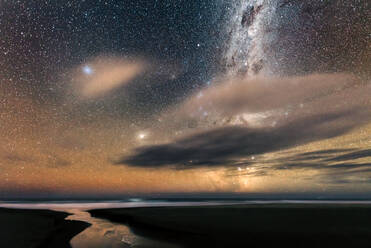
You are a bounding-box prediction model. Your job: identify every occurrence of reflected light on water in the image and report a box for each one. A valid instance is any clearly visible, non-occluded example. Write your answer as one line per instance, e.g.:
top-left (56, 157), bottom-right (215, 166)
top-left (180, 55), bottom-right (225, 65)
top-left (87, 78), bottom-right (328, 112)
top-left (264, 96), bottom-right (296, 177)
top-left (65, 209), bottom-right (135, 248)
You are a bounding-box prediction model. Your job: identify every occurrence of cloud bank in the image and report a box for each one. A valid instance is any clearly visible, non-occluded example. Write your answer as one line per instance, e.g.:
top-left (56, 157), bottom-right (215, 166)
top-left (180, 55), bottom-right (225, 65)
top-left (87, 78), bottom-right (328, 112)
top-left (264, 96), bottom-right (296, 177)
top-left (119, 74), bottom-right (371, 168)
top-left (181, 74), bottom-right (360, 120)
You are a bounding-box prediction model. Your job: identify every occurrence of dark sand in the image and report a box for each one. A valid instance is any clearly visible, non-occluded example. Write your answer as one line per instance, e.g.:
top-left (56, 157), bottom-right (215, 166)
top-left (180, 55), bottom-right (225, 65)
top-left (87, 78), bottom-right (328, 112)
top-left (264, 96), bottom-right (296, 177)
top-left (0, 208), bottom-right (90, 248)
top-left (90, 204), bottom-right (371, 248)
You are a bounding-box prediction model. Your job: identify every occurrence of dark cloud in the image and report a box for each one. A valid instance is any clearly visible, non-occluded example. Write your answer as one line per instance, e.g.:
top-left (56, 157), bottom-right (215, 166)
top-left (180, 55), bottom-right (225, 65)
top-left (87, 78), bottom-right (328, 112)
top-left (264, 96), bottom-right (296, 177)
top-left (120, 109), bottom-right (368, 168)
top-left (274, 162), bottom-right (371, 172)
top-left (120, 73), bottom-right (371, 169)
top-left (324, 150), bottom-right (371, 162)
top-left (47, 155), bottom-right (71, 168)
top-left (259, 148), bottom-right (371, 185)
top-left (216, 147), bottom-right (371, 186)
top-left (295, 149), bottom-right (356, 157)
top-left (271, 149), bottom-right (371, 168)
top-left (2, 153), bottom-right (33, 164)
top-left (317, 169), bottom-right (371, 185)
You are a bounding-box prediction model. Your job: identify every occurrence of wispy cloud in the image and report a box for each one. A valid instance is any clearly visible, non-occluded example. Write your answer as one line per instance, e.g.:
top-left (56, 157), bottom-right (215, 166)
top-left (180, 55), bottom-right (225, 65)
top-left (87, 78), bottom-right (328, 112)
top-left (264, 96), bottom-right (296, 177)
top-left (71, 56), bottom-right (146, 99)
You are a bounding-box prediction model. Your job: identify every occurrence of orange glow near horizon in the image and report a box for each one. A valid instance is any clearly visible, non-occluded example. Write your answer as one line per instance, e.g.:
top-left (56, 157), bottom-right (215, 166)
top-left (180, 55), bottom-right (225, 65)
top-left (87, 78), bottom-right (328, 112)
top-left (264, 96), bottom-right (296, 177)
top-left (1, 74), bottom-right (371, 197)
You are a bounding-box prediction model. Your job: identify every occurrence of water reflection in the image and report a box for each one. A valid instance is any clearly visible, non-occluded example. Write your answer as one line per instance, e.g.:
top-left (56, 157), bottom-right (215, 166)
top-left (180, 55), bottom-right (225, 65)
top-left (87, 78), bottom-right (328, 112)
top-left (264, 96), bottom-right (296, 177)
top-left (65, 209), bottom-right (180, 248)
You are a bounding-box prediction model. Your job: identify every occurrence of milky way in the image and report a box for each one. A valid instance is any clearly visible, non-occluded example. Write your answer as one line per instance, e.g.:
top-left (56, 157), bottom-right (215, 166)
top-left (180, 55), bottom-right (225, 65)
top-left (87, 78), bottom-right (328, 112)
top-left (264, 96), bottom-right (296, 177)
top-left (222, 0), bottom-right (370, 77)
top-left (0, 0), bottom-right (370, 198)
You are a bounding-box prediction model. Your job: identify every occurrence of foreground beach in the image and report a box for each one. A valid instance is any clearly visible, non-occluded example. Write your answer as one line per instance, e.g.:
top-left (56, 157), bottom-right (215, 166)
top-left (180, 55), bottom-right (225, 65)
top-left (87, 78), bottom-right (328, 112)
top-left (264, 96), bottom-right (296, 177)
top-left (1, 202), bottom-right (371, 248)
top-left (89, 204), bottom-right (371, 248)
top-left (0, 208), bottom-right (90, 248)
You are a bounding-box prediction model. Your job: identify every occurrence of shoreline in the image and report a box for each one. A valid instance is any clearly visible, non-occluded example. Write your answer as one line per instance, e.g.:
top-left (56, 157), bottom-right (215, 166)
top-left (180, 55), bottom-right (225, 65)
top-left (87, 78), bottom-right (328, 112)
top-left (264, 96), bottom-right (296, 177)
top-left (2, 203), bottom-right (371, 248)
top-left (1, 199), bottom-right (371, 211)
top-left (0, 208), bottom-right (90, 248)
top-left (89, 204), bottom-right (371, 248)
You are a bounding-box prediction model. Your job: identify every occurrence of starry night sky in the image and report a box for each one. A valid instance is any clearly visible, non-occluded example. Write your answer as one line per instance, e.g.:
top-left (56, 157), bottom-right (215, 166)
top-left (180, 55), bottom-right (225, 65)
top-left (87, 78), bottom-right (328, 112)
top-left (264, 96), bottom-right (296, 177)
top-left (0, 0), bottom-right (370, 199)
top-left (0, 0), bottom-right (228, 115)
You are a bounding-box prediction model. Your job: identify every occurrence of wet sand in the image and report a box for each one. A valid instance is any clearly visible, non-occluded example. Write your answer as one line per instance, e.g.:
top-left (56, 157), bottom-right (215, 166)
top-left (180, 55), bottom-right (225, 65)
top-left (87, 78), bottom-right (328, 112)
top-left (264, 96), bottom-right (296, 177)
top-left (0, 208), bottom-right (90, 248)
top-left (89, 204), bottom-right (371, 248)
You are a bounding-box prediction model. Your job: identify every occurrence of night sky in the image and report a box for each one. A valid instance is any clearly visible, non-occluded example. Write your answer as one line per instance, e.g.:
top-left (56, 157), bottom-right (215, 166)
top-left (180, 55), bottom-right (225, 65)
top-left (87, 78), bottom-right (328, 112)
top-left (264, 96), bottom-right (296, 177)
top-left (0, 0), bottom-right (228, 114)
top-left (0, 0), bottom-right (370, 199)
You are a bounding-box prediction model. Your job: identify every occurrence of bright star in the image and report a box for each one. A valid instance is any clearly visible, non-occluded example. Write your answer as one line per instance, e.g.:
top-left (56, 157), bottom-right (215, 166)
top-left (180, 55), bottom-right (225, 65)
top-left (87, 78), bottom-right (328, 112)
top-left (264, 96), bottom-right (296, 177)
top-left (82, 65), bottom-right (93, 75)
top-left (137, 132), bottom-right (148, 140)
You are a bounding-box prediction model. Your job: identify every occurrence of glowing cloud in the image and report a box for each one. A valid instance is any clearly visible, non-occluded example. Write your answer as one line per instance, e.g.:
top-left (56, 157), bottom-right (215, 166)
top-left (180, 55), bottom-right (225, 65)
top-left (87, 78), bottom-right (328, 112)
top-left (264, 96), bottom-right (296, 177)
top-left (121, 74), bottom-right (371, 168)
top-left (72, 56), bottom-right (145, 99)
top-left (181, 74), bottom-right (359, 119)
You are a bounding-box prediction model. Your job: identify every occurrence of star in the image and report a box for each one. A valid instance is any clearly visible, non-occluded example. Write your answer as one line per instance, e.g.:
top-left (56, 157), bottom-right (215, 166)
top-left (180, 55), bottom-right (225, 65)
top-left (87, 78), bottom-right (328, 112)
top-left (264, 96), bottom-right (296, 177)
top-left (82, 65), bottom-right (94, 75)
top-left (137, 132), bottom-right (147, 140)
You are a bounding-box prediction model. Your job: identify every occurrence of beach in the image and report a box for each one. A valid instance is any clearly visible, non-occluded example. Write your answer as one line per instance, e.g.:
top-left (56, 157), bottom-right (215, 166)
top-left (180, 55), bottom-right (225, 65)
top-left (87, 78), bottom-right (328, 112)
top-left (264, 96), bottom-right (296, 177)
top-left (1, 202), bottom-right (371, 248)
top-left (0, 208), bottom-right (90, 248)
top-left (89, 203), bottom-right (371, 248)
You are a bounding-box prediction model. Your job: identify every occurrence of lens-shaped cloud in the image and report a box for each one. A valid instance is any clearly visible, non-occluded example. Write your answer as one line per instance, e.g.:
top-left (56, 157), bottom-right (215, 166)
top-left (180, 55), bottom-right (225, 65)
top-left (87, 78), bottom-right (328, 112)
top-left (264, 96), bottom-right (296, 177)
top-left (120, 74), bottom-right (371, 168)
